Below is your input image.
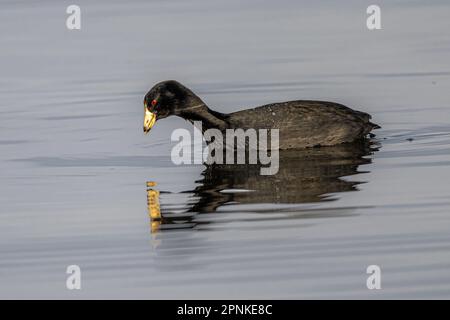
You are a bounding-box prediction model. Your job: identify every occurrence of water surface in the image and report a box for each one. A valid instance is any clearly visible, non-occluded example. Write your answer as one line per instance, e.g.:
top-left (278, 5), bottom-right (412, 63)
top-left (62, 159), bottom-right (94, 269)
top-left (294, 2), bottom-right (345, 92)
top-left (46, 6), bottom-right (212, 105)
top-left (1, 0), bottom-right (450, 298)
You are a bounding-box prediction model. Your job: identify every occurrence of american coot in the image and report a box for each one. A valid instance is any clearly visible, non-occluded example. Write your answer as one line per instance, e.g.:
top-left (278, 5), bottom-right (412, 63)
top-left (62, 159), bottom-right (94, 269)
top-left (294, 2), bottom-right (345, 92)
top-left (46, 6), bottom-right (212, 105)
top-left (143, 80), bottom-right (380, 149)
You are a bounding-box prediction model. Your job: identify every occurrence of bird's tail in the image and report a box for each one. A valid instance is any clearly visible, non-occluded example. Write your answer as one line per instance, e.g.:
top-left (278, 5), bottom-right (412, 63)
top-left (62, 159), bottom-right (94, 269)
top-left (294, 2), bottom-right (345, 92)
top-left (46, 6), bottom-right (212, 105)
top-left (370, 122), bottom-right (381, 129)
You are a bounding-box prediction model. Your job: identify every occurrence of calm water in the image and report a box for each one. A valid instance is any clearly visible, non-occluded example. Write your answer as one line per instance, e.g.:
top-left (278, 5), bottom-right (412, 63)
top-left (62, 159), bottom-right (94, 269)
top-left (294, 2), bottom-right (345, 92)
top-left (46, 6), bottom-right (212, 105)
top-left (1, 0), bottom-right (450, 299)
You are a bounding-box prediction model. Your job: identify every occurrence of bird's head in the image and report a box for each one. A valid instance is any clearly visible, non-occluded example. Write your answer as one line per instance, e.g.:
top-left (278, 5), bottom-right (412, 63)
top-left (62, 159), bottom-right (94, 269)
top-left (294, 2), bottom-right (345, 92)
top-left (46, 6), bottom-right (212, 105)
top-left (143, 80), bottom-right (201, 133)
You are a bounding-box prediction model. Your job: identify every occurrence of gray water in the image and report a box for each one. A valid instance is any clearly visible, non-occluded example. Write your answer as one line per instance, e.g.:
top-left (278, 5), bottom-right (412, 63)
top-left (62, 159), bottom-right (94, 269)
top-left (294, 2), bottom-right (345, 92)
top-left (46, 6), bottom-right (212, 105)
top-left (1, 0), bottom-right (450, 299)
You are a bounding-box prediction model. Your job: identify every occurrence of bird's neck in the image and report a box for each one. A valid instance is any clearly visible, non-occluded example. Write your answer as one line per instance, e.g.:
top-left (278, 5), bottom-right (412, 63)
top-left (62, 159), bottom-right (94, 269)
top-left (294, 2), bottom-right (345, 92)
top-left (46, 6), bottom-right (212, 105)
top-left (180, 102), bottom-right (229, 132)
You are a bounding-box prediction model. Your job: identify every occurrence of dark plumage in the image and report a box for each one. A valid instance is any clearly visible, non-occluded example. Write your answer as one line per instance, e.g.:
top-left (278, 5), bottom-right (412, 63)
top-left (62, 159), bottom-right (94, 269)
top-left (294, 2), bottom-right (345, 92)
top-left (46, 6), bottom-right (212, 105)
top-left (143, 80), bottom-right (379, 149)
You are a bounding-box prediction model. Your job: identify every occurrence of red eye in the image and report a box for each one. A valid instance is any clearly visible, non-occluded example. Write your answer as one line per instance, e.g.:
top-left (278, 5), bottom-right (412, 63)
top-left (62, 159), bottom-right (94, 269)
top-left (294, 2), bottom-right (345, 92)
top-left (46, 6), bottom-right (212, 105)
top-left (151, 99), bottom-right (157, 107)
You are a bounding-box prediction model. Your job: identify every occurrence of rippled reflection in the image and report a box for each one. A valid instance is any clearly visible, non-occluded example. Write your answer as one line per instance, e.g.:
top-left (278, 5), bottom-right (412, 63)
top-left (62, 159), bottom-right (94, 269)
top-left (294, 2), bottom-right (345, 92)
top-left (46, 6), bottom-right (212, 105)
top-left (147, 141), bottom-right (378, 233)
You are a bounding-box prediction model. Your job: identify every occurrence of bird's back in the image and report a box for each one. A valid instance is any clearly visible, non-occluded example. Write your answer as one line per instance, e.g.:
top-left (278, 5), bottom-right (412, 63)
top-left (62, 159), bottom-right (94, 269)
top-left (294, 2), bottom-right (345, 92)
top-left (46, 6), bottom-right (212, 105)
top-left (227, 100), bottom-right (379, 149)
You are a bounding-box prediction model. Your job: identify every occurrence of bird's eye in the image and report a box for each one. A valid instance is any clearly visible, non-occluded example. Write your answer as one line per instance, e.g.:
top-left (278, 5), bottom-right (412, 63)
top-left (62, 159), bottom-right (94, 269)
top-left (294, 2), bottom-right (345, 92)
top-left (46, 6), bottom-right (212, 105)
top-left (151, 99), bottom-right (157, 107)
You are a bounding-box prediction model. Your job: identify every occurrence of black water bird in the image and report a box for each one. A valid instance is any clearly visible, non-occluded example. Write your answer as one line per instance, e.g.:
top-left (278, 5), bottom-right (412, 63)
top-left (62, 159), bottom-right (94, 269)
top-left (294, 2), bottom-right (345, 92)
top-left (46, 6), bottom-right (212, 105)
top-left (143, 80), bottom-right (379, 149)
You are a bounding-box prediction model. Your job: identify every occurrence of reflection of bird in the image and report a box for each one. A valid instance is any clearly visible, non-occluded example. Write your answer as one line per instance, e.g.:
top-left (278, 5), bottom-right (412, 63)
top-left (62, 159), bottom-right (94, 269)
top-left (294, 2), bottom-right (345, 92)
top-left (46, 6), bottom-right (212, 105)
top-left (146, 181), bottom-right (162, 235)
top-left (143, 80), bottom-right (380, 148)
top-left (190, 142), bottom-right (375, 213)
top-left (147, 142), bottom-right (377, 232)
